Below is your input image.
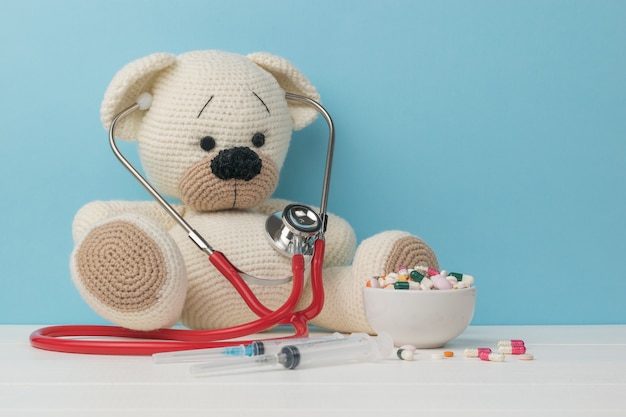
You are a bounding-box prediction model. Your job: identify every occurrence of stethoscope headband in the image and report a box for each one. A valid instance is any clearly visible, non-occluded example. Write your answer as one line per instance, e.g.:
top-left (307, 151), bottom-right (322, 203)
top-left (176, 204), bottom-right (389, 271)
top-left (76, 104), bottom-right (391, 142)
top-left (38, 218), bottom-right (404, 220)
top-left (108, 92), bottom-right (335, 285)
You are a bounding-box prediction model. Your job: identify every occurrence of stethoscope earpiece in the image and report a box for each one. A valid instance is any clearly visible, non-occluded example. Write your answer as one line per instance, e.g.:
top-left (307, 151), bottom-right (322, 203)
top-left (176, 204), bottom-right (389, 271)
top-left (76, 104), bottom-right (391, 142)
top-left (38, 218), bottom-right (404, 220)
top-left (136, 92), bottom-right (153, 110)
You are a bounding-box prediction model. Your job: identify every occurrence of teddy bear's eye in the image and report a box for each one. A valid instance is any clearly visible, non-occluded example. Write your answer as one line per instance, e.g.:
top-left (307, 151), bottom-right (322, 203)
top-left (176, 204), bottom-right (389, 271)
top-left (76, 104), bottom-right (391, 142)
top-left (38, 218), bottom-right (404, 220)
top-left (251, 132), bottom-right (265, 148)
top-left (200, 136), bottom-right (216, 152)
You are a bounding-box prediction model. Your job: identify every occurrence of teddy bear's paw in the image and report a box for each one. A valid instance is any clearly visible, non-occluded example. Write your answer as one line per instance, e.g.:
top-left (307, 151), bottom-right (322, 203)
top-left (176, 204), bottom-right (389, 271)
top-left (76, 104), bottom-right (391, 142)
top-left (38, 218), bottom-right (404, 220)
top-left (353, 230), bottom-right (439, 281)
top-left (308, 231), bottom-right (439, 334)
top-left (70, 213), bottom-right (187, 331)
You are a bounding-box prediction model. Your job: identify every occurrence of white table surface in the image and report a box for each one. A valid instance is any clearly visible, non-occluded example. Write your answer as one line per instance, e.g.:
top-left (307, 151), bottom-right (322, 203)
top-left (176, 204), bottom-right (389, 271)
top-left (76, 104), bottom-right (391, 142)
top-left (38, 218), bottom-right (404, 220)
top-left (1, 324), bottom-right (625, 416)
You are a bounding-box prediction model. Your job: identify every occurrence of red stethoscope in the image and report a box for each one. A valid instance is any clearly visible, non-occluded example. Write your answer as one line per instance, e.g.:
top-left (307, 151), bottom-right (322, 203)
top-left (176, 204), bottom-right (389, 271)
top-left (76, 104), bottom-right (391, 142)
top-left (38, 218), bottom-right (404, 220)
top-left (30, 92), bottom-right (335, 356)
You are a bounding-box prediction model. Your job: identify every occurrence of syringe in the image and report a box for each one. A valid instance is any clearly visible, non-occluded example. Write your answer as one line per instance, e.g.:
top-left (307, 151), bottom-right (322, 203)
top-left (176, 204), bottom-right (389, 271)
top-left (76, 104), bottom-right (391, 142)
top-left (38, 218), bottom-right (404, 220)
top-left (152, 332), bottom-right (344, 364)
top-left (189, 332), bottom-right (393, 376)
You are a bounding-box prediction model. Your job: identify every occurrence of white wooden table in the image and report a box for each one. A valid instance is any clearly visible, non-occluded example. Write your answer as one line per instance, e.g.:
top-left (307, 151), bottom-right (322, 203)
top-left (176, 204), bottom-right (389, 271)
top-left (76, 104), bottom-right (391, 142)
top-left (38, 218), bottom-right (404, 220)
top-left (1, 324), bottom-right (625, 416)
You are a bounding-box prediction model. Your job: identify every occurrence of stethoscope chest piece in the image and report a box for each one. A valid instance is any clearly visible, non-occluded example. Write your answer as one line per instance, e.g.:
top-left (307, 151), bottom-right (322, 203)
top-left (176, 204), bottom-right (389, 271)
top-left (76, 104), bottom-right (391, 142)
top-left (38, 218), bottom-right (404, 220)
top-left (266, 204), bottom-right (322, 257)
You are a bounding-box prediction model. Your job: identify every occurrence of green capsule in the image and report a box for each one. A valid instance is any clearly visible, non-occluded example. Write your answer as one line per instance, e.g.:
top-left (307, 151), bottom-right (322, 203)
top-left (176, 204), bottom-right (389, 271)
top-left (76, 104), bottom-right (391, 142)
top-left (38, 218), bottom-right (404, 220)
top-left (448, 272), bottom-right (463, 280)
top-left (394, 281), bottom-right (410, 290)
top-left (409, 270), bottom-right (424, 283)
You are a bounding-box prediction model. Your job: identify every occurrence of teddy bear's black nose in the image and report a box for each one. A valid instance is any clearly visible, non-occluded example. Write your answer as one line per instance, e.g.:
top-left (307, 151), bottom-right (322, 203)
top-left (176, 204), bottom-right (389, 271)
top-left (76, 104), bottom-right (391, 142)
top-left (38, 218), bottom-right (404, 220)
top-left (210, 147), bottom-right (262, 181)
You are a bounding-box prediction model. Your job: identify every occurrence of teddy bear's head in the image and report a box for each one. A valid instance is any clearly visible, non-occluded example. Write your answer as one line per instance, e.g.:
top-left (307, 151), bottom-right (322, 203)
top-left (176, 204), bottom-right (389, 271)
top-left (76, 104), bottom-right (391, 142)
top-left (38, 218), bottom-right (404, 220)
top-left (100, 50), bottom-right (320, 211)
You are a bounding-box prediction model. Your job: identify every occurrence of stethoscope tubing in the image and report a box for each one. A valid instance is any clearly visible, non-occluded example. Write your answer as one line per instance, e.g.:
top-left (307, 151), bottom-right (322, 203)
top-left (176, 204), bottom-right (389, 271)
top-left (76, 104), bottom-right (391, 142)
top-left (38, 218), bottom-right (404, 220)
top-left (30, 240), bottom-right (326, 355)
top-left (30, 91), bottom-right (333, 355)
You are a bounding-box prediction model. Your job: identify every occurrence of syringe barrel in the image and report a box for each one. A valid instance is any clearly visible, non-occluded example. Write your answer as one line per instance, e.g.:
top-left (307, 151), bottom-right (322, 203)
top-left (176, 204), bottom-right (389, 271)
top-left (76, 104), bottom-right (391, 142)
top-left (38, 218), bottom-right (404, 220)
top-left (189, 332), bottom-right (392, 376)
top-left (253, 332), bottom-right (344, 356)
top-left (279, 333), bottom-right (393, 369)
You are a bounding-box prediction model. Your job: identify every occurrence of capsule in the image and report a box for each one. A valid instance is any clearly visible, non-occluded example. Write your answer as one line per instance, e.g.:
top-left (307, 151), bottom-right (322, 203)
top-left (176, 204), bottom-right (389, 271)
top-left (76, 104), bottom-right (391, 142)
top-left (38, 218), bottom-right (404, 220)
top-left (479, 351), bottom-right (505, 362)
top-left (397, 348), bottom-right (415, 361)
top-left (498, 345), bottom-right (527, 355)
top-left (464, 347), bottom-right (492, 358)
top-left (394, 281), bottom-right (410, 290)
top-left (448, 272), bottom-right (475, 285)
top-left (497, 339), bottom-right (525, 347)
top-left (420, 277), bottom-right (434, 290)
top-left (409, 270), bottom-right (424, 283)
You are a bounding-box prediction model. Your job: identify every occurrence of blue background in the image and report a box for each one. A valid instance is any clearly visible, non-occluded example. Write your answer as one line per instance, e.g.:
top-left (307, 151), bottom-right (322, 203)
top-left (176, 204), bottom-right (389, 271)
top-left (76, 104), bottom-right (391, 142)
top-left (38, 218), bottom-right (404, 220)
top-left (1, 0), bottom-right (624, 326)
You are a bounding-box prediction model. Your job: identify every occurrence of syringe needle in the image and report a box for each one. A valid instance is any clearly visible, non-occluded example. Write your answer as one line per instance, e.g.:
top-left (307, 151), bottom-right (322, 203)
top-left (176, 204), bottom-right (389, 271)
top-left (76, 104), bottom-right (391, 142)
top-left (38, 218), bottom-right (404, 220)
top-left (152, 332), bottom-right (344, 364)
top-left (189, 332), bottom-right (393, 377)
top-left (153, 344), bottom-right (252, 364)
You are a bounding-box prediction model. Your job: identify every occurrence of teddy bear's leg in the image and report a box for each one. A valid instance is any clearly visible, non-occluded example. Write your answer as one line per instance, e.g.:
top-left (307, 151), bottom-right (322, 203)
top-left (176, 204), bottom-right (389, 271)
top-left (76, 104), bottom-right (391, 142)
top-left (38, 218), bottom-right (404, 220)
top-left (309, 231), bottom-right (439, 334)
top-left (70, 213), bottom-right (187, 331)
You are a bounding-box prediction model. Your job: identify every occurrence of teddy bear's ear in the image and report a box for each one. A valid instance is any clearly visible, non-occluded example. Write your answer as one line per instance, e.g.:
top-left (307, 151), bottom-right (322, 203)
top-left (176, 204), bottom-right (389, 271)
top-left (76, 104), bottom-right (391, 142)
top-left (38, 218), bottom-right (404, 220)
top-left (247, 52), bottom-right (321, 131)
top-left (100, 52), bottom-right (177, 140)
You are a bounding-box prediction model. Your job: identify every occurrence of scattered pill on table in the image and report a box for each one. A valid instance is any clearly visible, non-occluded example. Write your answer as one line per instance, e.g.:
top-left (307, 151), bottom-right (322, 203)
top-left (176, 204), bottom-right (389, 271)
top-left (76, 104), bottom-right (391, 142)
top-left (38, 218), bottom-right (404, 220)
top-left (464, 347), bottom-right (492, 358)
top-left (397, 348), bottom-right (415, 361)
top-left (518, 353), bottom-right (534, 361)
top-left (479, 351), bottom-right (506, 362)
top-left (498, 345), bottom-right (527, 354)
top-left (443, 351), bottom-right (454, 358)
top-left (497, 339), bottom-right (525, 347)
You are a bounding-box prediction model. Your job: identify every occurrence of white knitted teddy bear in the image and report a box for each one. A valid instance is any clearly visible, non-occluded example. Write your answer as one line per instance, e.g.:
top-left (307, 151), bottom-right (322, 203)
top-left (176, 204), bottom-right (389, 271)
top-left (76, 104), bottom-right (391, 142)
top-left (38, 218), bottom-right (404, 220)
top-left (70, 50), bottom-right (439, 334)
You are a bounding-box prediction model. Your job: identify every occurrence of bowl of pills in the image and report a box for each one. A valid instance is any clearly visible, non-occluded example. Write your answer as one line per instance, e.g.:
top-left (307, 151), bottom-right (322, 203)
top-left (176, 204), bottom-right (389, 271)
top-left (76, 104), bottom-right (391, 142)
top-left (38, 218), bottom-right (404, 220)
top-left (362, 266), bottom-right (476, 348)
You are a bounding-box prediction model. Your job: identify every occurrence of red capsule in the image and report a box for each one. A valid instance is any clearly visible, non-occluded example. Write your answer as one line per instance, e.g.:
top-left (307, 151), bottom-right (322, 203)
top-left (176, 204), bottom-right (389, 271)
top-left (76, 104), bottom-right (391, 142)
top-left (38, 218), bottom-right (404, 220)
top-left (498, 345), bottom-right (527, 354)
top-left (497, 339), bottom-right (525, 347)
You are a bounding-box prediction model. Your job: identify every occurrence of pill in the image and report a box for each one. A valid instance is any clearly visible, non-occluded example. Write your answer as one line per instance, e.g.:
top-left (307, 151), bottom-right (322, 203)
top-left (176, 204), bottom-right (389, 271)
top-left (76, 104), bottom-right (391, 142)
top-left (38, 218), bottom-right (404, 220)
top-left (464, 348), bottom-right (492, 358)
top-left (497, 339), bottom-right (525, 347)
top-left (409, 270), bottom-right (424, 283)
top-left (399, 344), bottom-right (417, 352)
top-left (397, 266), bottom-right (409, 281)
top-left (519, 353), bottom-right (534, 361)
top-left (394, 281), bottom-right (410, 290)
top-left (443, 351), bottom-right (454, 358)
top-left (397, 348), bottom-right (415, 361)
top-left (414, 265), bottom-right (440, 276)
top-left (432, 275), bottom-right (453, 290)
top-left (385, 273), bottom-right (399, 284)
top-left (367, 278), bottom-right (381, 288)
top-left (420, 277), bottom-right (433, 290)
top-left (426, 268), bottom-right (440, 277)
top-left (498, 345), bottom-right (527, 354)
top-left (448, 272), bottom-right (475, 285)
top-left (431, 353), bottom-right (444, 360)
top-left (479, 352), bottom-right (505, 362)
top-left (409, 281), bottom-right (421, 290)
top-left (462, 275), bottom-right (475, 286)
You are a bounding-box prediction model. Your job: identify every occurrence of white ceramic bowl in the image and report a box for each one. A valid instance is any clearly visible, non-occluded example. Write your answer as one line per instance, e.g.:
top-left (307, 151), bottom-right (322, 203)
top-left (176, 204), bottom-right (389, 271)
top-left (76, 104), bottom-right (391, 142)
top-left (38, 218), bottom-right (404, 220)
top-left (363, 286), bottom-right (476, 348)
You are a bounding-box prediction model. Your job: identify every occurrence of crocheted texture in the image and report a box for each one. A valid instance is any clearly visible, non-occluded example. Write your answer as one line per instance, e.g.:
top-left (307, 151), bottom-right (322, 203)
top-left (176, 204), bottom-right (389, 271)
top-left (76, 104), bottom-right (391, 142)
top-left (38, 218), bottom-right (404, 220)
top-left (309, 231), bottom-right (439, 333)
top-left (71, 213), bottom-right (188, 331)
top-left (384, 235), bottom-right (439, 274)
top-left (210, 147), bottom-right (262, 180)
top-left (178, 151), bottom-right (279, 211)
top-left (75, 220), bottom-right (167, 312)
top-left (100, 50), bottom-right (319, 203)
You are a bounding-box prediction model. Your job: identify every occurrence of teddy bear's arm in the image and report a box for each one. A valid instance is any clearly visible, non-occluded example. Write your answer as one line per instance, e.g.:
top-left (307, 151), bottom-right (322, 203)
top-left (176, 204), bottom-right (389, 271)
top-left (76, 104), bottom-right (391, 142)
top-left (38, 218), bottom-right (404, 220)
top-left (72, 200), bottom-right (185, 244)
top-left (321, 212), bottom-right (357, 267)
